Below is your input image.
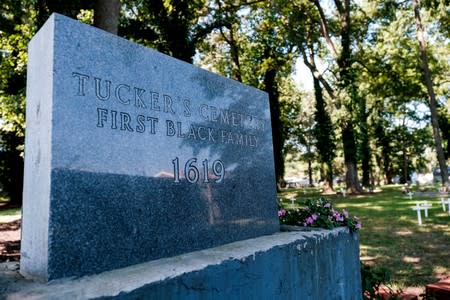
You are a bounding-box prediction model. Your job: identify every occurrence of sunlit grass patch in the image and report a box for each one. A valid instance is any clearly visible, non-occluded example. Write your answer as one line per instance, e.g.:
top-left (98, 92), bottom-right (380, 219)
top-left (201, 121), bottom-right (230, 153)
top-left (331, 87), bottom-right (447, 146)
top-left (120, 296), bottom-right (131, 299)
top-left (279, 185), bottom-right (450, 289)
top-left (0, 207), bottom-right (21, 219)
top-left (0, 195), bottom-right (10, 203)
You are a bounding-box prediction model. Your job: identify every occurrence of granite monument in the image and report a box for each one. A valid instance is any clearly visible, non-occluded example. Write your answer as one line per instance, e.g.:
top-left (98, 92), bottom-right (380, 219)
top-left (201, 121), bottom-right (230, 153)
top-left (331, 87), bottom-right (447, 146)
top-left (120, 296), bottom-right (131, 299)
top-left (21, 14), bottom-right (279, 281)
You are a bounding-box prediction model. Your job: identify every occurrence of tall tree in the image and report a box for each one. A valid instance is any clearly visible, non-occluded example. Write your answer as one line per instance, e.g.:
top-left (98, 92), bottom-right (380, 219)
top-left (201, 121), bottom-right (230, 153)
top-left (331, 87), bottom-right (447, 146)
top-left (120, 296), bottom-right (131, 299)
top-left (209, 0), bottom-right (245, 81)
top-left (312, 75), bottom-right (336, 192)
top-left (274, 0), bottom-right (337, 191)
top-left (321, 0), bottom-right (364, 193)
top-left (358, 90), bottom-right (371, 187)
top-left (196, 1), bottom-right (295, 186)
top-left (250, 3), bottom-right (296, 186)
top-left (278, 0), bottom-right (366, 193)
top-left (412, 0), bottom-right (449, 188)
top-left (363, 0), bottom-right (449, 184)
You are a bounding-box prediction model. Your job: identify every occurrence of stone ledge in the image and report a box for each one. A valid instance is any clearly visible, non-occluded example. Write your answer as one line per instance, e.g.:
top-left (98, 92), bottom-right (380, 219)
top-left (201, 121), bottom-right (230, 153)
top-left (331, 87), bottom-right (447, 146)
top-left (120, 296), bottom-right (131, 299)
top-left (1, 227), bottom-right (361, 299)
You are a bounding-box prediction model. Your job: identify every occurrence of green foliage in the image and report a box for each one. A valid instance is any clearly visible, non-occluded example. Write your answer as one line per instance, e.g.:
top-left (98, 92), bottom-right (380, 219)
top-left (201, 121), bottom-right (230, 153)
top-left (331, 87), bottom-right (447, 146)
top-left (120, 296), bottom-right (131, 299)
top-left (76, 9), bottom-right (94, 25)
top-left (312, 77), bottom-right (336, 186)
top-left (120, 0), bottom-right (207, 62)
top-left (0, 0), bottom-right (448, 203)
top-left (361, 0), bottom-right (450, 183)
top-left (196, 2), bottom-right (297, 184)
top-left (0, 0), bottom-right (36, 205)
top-left (0, 15), bottom-right (35, 139)
top-left (361, 263), bottom-right (391, 300)
top-left (0, 131), bottom-right (24, 205)
top-left (34, 0), bottom-right (94, 27)
top-left (0, 206), bottom-right (21, 217)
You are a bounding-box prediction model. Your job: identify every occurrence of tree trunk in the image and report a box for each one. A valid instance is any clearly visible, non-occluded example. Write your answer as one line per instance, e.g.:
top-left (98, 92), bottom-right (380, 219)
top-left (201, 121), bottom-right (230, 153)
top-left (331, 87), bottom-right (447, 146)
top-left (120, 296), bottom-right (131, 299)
top-left (326, 160), bottom-right (334, 190)
top-left (413, 0), bottom-right (449, 189)
top-left (337, 0), bottom-right (363, 193)
top-left (228, 28), bottom-right (243, 82)
top-left (263, 64), bottom-right (284, 186)
top-left (304, 143), bottom-right (314, 186)
top-left (384, 156), bottom-right (393, 184)
top-left (359, 96), bottom-right (371, 187)
top-left (94, 0), bottom-right (120, 35)
top-left (311, 0), bottom-right (362, 193)
top-left (342, 121), bottom-right (362, 193)
top-left (375, 117), bottom-right (393, 184)
top-left (312, 76), bottom-right (334, 192)
top-left (308, 157), bottom-right (314, 187)
top-left (402, 148), bottom-right (408, 183)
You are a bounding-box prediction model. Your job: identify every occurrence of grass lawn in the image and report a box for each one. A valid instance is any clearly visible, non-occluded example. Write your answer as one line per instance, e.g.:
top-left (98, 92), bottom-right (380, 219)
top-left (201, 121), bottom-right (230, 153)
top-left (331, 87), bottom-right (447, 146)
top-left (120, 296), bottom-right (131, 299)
top-left (0, 196), bottom-right (21, 219)
top-left (1, 185), bottom-right (448, 291)
top-left (0, 207), bottom-right (21, 219)
top-left (279, 185), bottom-right (450, 290)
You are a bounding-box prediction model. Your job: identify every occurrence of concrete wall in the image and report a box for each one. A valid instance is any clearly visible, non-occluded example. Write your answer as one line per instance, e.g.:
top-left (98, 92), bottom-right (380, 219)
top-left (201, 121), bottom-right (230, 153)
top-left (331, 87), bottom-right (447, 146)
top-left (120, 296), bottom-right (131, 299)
top-left (2, 227), bottom-right (361, 299)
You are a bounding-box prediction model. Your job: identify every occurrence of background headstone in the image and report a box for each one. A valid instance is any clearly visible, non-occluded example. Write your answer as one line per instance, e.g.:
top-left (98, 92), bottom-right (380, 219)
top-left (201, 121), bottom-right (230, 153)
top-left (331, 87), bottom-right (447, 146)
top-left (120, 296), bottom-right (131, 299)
top-left (21, 13), bottom-right (279, 281)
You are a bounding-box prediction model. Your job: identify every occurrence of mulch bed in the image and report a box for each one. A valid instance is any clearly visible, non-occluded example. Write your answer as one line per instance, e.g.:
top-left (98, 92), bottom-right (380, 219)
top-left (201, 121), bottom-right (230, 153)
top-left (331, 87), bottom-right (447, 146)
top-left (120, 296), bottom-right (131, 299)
top-left (0, 219), bottom-right (21, 263)
top-left (426, 277), bottom-right (450, 299)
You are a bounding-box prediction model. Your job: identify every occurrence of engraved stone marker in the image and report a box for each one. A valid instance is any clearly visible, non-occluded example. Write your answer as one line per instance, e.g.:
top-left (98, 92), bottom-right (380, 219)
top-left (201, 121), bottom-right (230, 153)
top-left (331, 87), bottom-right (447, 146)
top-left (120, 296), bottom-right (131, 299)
top-left (21, 14), bottom-right (279, 281)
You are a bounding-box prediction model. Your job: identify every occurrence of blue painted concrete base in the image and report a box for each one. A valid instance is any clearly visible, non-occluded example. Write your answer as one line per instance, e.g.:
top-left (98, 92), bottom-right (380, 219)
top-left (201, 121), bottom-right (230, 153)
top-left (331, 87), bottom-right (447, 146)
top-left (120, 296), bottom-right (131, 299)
top-left (1, 227), bottom-right (361, 299)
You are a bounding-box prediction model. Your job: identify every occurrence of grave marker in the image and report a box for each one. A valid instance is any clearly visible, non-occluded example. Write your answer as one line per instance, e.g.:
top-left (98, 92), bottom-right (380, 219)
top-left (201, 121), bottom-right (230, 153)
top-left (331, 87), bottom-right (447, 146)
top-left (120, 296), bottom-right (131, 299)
top-left (413, 201), bottom-right (432, 225)
top-left (21, 14), bottom-right (279, 281)
top-left (440, 197), bottom-right (450, 214)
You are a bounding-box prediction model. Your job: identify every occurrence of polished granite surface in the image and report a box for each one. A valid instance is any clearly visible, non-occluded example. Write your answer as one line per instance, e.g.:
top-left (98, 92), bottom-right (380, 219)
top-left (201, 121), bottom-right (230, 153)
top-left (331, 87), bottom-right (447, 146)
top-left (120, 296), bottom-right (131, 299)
top-left (21, 13), bottom-right (278, 281)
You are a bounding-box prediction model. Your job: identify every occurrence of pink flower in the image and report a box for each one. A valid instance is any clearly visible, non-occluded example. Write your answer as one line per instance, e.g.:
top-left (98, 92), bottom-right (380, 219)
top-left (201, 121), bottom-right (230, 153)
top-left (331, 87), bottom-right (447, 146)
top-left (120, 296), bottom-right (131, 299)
top-left (332, 210), bottom-right (344, 222)
top-left (343, 209), bottom-right (349, 218)
top-left (311, 213), bottom-right (318, 221)
top-left (278, 209), bottom-right (286, 217)
top-left (355, 218), bottom-right (362, 229)
top-left (324, 203), bottom-right (331, 208)
top-left (304, 216), bottom-right (315, 226)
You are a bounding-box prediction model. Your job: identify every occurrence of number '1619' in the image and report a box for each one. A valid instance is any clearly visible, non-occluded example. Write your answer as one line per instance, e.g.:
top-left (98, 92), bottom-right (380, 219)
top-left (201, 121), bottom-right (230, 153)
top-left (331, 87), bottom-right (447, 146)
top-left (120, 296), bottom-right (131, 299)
top-left (172, 157), bottom-right (225, 183)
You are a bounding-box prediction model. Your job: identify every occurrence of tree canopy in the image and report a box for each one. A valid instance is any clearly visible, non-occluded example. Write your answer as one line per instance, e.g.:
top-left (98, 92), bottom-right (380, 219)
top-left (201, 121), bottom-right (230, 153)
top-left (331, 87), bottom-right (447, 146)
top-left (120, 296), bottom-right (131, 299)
top-left (0, 0), bottom-right (449, 204)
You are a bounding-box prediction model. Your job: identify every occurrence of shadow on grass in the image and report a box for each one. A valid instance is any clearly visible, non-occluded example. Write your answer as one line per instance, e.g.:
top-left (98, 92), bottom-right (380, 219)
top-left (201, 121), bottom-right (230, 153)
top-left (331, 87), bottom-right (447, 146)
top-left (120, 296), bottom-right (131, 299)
top-left (279, 185), bottom-right (450, 288)
top-left (0, 219), bottom-right (21, 263)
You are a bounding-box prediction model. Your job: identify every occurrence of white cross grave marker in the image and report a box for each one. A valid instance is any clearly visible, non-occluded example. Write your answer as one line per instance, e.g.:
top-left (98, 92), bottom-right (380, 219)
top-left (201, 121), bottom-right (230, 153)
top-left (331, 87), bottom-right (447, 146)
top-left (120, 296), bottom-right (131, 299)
top-left (424, 201), bottom-right (431, 217)
top-left (413, 201), bottom-right (432, 225)
top-left (414, 203), bottom-right (422, 225)
top-left (440, 198), bottom-right (446, 212)
top-left (447, 199), bottom-right (450, 216)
